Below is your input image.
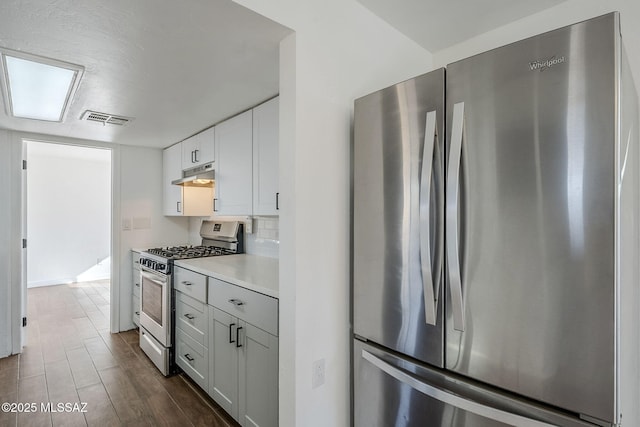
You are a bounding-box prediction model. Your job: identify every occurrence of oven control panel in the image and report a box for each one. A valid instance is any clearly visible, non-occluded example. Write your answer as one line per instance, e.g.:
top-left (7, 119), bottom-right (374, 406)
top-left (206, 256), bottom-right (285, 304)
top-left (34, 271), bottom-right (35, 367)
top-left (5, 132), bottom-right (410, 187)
top-left (140, 257), bottom-right (169, 275)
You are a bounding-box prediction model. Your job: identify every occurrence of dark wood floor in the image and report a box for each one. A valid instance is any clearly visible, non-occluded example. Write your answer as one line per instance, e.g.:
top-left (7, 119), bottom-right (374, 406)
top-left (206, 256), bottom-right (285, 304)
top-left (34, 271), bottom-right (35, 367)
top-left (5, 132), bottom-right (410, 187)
top-left (0, 281), bottom-right (237, 427)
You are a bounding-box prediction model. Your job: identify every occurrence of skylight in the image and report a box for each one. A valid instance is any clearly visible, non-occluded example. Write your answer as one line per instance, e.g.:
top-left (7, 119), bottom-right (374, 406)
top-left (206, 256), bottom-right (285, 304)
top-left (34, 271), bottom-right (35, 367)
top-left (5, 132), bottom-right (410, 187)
top-left (0, 49), bottom-right (84, 122)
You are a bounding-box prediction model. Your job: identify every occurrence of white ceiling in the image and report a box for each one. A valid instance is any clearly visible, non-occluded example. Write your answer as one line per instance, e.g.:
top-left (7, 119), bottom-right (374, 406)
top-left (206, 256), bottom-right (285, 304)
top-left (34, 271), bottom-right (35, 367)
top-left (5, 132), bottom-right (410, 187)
top-left (357, 0), bottom-right (568, 52)
top-left (0, 0), bottom-right (571, 150)
top-left (0, 0), bottom-right (291, 148)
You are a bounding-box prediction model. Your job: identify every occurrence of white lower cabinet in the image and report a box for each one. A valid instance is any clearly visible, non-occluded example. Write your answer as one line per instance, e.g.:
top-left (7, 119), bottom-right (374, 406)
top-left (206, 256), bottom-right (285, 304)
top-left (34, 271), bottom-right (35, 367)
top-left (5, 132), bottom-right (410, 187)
top-left (209, 306), bottom-right (279, 427)
top-left (208, 277), bottom-right (279, 427)
top-left (238, 322), bottom-right (279, 427)
top-left (210, 307), bottom-right (240, 417)
top-left (174, 265), bottom-right (279, 427)
top-left (176, 327), bottom-right (209, 392)
top-left (174, 269), bottom-right (210, 392)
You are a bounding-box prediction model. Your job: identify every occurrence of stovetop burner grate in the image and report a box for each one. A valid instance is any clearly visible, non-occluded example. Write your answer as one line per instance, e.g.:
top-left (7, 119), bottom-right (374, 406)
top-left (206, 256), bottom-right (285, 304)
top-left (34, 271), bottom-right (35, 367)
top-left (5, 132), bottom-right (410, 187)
top-left (146, 245), bottom-right (237, 260)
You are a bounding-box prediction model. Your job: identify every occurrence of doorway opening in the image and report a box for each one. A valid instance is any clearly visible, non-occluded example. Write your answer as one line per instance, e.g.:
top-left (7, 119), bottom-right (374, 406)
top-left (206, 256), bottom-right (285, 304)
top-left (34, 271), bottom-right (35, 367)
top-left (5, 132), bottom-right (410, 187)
top-left (24, 140), bottom-right (112, 347)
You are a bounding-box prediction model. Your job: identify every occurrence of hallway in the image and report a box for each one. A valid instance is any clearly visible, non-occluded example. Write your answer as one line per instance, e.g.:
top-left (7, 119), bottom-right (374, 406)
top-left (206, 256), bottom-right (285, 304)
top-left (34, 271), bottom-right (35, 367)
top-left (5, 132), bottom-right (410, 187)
top-left (0, 281), bottom-right (235, 426)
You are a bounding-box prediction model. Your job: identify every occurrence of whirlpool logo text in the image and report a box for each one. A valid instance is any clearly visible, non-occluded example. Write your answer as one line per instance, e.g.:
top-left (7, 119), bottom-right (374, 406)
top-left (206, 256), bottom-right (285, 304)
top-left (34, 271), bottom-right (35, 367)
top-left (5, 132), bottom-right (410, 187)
top-left (529, 55), bottom-right (566, 72)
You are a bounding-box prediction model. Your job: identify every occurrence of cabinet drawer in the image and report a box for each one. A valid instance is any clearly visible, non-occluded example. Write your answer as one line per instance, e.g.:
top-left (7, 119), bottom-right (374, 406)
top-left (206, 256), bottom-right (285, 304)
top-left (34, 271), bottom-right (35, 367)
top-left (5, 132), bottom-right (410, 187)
top-left (132, 295), bottom-right (140, 327)
top-left (174, 266), bottom-right (207, 303)
top-left (208, 277), bottom-right (278, 336)
top-left (176, 291), bottom-right (208, 347)
top-left (176, 328), bottom-right (208, 392)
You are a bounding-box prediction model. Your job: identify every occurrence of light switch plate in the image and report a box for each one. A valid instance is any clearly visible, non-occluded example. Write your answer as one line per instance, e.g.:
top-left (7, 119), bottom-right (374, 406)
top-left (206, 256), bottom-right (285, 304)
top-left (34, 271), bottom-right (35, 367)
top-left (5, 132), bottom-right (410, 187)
top-left (312, 358), bottom-right (325, 389)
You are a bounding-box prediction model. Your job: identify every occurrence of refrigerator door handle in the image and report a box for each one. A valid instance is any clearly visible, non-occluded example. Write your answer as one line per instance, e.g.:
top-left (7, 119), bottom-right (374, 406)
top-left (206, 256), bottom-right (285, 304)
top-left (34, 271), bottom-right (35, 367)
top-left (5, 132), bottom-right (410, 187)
top-left (361, 349), bottom-right (556, 427)
top-left (420, 110), bottom-right (440, 326)
top-left (447, 102), bottom-right (466, 331)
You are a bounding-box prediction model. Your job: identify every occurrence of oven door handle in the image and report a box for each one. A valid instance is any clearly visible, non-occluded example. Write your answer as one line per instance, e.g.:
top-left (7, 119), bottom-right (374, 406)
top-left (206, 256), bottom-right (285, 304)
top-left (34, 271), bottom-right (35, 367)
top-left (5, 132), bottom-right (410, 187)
top-left (141, 267), bottom-right (168, 284)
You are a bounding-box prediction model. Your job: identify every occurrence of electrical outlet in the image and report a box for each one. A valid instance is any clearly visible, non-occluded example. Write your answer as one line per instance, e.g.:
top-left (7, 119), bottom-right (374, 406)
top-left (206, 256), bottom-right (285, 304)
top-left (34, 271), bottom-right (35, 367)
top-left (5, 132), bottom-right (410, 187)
top-left (311, 358), bottom-right (325, 389)
top-left (122, 218), bottom-right (132, 231)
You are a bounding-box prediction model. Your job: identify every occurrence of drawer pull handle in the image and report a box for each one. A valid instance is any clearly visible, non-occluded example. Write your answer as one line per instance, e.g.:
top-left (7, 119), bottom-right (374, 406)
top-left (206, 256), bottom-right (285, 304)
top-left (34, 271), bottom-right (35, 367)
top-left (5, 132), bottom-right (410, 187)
top-left (135, 311), bottom-right (140, 315)
top-left (236, 326), bottom-right (243, 348)
top-left (182, 281), bottom-right (192, 286)
top-left (184, 353), bottom-right (195, 362)
top-left (184, 313), bottom-right (195, 320)
top-left (228, 299), bottom-right (245, 306)
top-left (229, 323), bottom-right (236, 343)
top-left (135, 282), bottom-right (140, 287)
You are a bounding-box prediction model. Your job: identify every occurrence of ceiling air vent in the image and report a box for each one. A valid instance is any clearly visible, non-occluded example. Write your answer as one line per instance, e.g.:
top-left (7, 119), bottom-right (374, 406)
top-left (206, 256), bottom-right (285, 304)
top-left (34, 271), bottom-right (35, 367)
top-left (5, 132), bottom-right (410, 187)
top-left (81, 110), bottom-right (133, 126)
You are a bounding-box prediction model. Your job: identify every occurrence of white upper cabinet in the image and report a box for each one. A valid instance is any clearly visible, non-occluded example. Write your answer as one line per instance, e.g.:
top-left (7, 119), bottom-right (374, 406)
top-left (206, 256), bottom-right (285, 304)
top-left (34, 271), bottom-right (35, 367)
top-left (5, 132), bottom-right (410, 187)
top-left (163, 144), bottom-right (184, 216)
top-left (164, 143), bottom-right (213, 217)
top-left (252, 97), bottom-right (279, 216)
top-left (214, 110), bottom-right (253, 216)
top-left (182, 127), bottom-right (215, 170)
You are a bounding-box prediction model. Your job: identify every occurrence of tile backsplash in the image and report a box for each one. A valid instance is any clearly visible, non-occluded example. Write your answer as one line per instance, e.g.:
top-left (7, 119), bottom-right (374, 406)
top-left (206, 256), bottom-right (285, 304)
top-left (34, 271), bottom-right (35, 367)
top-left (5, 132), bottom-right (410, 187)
top-left (255, 217), bottom-right (279, 241)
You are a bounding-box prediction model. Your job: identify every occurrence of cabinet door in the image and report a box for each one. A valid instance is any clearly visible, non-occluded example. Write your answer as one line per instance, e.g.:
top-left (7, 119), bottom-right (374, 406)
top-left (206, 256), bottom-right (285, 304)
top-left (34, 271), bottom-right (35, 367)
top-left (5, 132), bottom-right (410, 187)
top-left (238, 322), bottom-right (278, 427)
top-left (182, 129), bottom-right (215, 170)
top-left (181, 135), bottom-right (198, 170)
top-left (253, 97), bottom-right (279, 216)
top-left (163, 144), bottom-right (184, 216)
top-left (198, 127), bottom-right (215, 165)
top-left (209, 306), bottom-right (239, 419)
top-left (214, 110), bottom-right (253, 215)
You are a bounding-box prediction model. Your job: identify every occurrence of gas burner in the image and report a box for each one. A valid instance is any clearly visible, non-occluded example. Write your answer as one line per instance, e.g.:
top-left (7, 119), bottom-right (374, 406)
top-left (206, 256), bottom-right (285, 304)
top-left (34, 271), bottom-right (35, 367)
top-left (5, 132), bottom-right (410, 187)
top-left (145, 245), bottom-right (237, 260)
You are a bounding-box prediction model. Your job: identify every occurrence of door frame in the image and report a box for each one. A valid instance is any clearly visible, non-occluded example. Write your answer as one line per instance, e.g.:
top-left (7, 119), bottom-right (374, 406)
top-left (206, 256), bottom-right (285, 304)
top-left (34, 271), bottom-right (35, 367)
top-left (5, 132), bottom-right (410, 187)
top-left (14, 134), bottom-right (121, 353)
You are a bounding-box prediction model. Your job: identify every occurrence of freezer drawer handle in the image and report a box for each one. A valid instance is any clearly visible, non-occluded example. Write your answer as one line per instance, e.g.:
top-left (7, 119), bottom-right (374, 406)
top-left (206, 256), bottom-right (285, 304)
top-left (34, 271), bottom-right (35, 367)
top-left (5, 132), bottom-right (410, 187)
top-left (447, 101), bottom-right (466, 332)
top-left (420, 110), bottom-right (442, 326)
top-left (361, 349), bottom-right (555, 427)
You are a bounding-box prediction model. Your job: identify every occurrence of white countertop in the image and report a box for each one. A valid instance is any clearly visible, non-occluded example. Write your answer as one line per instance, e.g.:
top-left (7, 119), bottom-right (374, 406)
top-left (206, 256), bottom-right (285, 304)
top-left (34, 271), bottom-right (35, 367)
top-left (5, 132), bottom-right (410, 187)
top-left (174, 254), bottom-right (279, 299)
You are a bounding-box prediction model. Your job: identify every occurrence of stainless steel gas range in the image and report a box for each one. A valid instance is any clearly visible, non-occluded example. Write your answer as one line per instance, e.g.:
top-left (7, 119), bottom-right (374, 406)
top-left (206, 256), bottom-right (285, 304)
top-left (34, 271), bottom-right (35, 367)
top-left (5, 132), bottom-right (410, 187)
top-left (138, 220), bottom-right (244, 375)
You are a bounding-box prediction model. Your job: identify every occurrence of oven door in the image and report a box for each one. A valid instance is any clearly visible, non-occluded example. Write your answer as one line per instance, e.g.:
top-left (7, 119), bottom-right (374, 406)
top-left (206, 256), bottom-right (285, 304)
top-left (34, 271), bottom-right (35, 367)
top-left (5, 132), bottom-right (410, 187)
top-left (140, 266), bottom-right (172, 347)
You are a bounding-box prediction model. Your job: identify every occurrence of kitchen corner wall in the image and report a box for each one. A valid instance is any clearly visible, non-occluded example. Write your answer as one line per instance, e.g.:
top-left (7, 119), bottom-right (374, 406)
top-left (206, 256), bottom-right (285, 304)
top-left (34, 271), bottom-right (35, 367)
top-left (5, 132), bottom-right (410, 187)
top-left (233, 1), bottom-right (433, 426)
top-left (117, 145), bottom-right (191, 331)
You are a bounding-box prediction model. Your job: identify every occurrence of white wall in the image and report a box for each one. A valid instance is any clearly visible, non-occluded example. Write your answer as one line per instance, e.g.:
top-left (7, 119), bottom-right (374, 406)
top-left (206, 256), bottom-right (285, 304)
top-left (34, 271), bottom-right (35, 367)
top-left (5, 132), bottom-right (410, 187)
top-left (433, 1), bottom-right (640, 86)
top-left (234, 1), bottom-right (433, 426)
top-left (26, 142), bottom-right (111, 287)
top-left (117, 145), bottom-right (191, 331)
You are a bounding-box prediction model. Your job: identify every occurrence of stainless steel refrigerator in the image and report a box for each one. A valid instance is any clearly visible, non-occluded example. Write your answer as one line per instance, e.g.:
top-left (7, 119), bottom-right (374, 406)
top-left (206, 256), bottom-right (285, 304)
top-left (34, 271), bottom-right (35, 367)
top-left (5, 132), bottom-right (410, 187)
top-left (352, 12), bottom-right (639, 427)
